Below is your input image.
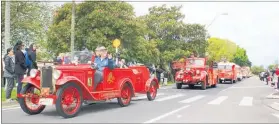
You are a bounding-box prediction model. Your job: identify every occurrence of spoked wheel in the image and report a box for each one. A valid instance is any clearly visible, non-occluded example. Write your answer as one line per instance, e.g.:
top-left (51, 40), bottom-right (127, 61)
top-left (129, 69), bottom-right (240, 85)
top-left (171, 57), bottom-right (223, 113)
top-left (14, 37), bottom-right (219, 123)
top-left (117, 83), bottom-right (132, 107)
top-left (176, 82), bottom-right (182, 89)
top-left (56, 83), bottom-right (83, 118)
top-left (19, 84), bottom-right (46, 115)
top-left (147, 81), bottom-right (158, 101)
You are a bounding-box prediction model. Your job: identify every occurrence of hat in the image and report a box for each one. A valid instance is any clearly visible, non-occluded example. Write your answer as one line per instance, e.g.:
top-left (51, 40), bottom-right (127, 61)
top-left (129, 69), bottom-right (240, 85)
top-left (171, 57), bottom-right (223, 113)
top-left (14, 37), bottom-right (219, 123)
top-left (99, 46), bottom-right (107, 50)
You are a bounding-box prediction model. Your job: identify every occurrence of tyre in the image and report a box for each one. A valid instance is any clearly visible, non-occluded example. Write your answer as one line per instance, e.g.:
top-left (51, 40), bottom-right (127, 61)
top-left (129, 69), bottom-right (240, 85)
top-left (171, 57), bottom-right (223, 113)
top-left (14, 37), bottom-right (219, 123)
top-left (117, 83), bottom-right (132, 107)
top-left (219, 79), bottom-right (222, 84)
top-left (176, 82), bottom-right (182, 89)
top-left (56, 83), bottom-right (83, 118)
top-left (201, 76), bottom-right (208, 90)
top-left (147, 81), bottom-right (157, 101)
top-left (188, 84), bottom-right (195, 89)
top-left (19, 84), bottom-right (46, 115)
top-left (233, 79), bottom-right (236, 83)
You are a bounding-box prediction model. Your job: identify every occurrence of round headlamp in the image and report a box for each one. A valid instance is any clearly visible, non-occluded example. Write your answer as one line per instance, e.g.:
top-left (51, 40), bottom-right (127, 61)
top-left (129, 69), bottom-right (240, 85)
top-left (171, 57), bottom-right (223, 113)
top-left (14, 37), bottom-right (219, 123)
top-left (53, 70), bottom-right (62, 80)
top-left (30, 69), bottom-right (39, 78)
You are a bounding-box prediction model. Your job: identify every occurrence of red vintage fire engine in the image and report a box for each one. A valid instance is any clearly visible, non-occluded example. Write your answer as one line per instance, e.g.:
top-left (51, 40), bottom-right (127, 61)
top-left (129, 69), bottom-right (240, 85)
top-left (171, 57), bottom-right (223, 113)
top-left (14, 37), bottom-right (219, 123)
top-left (217, 62), bottom-right (237, 84)
top-left (172, 57), bottom-right (218, 90)
top-left (17, 51), bottom-right (159, 118)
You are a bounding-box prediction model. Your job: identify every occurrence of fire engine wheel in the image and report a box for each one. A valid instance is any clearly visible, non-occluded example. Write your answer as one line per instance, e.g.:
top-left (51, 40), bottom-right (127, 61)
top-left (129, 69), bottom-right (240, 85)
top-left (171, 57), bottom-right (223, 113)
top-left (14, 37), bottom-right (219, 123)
top-left (201, 76), bottom-right (208, 90)
top-left (176, 82), bottom-right (182, 89)
top-left (56, 83), bottom-right (83, 118)
top-left (117, 83), bottom-right (132, 107)
top-left (233, 79), bottom-right (236, 83)
top-left (147, 81), bottom-right (158, 101)
top-left (19, 84), bottom-right (46, 115)
top-left (219, 79), bottom-right (222, 84)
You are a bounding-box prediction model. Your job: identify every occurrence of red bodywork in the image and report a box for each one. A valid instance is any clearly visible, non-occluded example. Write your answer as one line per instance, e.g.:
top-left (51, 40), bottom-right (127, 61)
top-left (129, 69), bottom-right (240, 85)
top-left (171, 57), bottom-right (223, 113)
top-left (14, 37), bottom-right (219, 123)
top-left (19, 64), bottom-right (159, 104)
top-left (217, 63), bottom-right (237, 82)
top-left (172, 58), bottom-right (218, 89)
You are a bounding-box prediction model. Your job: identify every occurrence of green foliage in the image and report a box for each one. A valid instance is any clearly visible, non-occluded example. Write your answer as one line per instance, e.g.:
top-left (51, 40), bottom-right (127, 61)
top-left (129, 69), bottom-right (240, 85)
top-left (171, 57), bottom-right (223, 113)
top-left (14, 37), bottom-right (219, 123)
top-left (251, 65), bottom-right (265, 75)
top-left (207, 37), bottom-right (237, 62)
top-left (232, 46), bottom-right (251, 67)
top-left (1, 2), bottom-right (54, 46)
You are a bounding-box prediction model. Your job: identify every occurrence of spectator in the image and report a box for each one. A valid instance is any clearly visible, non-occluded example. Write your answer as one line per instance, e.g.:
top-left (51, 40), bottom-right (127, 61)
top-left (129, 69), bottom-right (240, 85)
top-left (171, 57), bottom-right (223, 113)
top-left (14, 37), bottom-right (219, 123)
top-left (24, 48), bottom-right (32, 76)
top-left (3, 48), bottom-right (16, 102)
top-left (156, 65), bottom-right (164, 84)
top-left (28, 43), bottom-right (38, 69)
top-left (2, 56), bottom-right (6, 87)
top-left (14, 41), bottom-right (27, 96)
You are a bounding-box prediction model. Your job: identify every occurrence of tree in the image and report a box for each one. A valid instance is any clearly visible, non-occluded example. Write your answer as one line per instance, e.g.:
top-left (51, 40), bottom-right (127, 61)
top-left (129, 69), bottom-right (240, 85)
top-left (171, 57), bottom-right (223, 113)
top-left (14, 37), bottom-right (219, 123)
top-left (232, 46), bottom-right (251, 67)
top-left (142, 4), bottom-right (207, 65)
top-left (251, 65), bottom-right (265, 75)
top-left (47, 1), bottom-right (159, 64)
top-left (207, 37), bottom-right (237, 62)
top-left (1, 1), bottom-right (54, 54)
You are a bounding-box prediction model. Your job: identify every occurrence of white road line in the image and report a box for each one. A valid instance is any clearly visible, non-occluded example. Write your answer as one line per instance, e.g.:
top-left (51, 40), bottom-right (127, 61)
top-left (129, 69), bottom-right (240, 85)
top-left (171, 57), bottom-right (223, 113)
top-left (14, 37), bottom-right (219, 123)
top-left (239, 97), bottom-right (253, 106)
top-left (208, 96), bottom-right (228, 105)
top-left (2, 107), bottom-right (21, 111)
top-left (179, 95), bottom-right (205, 104)
top-left (143, 105), bottom-right (190, 123)
top-left (230, 86), bottom-right (269, 89)
top-left (272, 113), bottom-right (279, 119)
top-left (133, 93), bottom-right (164, 100)
top-left (154, 94), bottom-right (185, 102)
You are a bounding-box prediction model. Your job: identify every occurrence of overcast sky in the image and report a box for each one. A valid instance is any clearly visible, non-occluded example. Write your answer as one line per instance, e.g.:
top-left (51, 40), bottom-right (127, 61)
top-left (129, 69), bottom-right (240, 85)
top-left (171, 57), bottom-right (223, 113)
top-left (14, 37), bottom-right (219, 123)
top-left (51, 1), bottom-right (279, 67)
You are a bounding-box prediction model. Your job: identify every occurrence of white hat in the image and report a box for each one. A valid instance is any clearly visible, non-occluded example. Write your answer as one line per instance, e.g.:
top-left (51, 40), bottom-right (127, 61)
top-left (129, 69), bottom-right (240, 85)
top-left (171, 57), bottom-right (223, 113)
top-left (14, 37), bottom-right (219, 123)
top-left (99, 46), bottom-right (107, 50)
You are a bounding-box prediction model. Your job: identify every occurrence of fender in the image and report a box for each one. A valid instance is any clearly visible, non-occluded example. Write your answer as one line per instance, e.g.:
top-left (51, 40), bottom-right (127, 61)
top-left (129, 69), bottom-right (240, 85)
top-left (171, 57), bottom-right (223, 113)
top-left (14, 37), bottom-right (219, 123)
top-left (117, 78), bottom-right (135, 96)
top-left (21, 77), bottom-right (40, 89)
top-left (145, 77), bottom-right (159, 91)
top-left (56, 76), bottom-right (92, 97)
top-left (200, 71), bottom-right (208, 80)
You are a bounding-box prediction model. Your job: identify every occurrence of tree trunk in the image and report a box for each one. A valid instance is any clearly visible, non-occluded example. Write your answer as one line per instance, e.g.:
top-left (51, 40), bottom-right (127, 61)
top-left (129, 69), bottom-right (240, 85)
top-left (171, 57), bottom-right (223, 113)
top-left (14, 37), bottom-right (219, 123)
top-left (4, 1), bottom-right (11, 50)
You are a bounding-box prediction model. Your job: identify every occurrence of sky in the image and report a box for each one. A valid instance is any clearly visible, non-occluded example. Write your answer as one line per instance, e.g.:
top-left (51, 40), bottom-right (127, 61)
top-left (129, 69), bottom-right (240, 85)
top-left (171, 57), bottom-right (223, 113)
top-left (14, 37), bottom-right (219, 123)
top-left (51, 1), bottom-right (279, 67)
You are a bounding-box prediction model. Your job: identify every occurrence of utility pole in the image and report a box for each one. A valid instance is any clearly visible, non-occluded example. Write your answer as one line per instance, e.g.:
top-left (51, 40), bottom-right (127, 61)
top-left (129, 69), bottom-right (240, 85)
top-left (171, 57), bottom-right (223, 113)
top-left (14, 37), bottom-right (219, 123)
top-left (4, 1), bottom-right (11, 50)
top-left (71, 0), bottom-right (76, 58)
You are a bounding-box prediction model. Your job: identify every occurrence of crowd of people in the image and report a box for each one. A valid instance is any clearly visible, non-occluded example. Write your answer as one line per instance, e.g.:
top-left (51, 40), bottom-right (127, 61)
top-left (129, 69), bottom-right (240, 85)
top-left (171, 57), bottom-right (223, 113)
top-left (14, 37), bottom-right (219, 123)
top-left (2, 41), bottom-right (37, 102)
top-left (259, 66), bottom-right (279, 89)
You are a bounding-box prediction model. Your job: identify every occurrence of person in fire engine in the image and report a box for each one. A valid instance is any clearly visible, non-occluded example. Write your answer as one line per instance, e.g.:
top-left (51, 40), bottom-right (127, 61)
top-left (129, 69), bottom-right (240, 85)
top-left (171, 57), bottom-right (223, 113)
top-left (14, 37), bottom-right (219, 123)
top-left (93, 46), bottom-right (115, 91)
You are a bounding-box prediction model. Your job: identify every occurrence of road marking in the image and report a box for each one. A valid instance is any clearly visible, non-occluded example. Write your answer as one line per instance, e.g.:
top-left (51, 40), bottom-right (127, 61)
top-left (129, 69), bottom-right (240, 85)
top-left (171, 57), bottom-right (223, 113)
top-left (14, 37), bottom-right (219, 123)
top-left (230, 86), bottom-right (270, 89)
top-left (208, 96), bottom-right (228, 105)
top-left (179, 95), bottom-right (205, 104)
top-left (239, 97), bottom-right (253, 106)
top-left (143, 105), bottom-right (190, 123)
top-left (2, 107), bottom-right (21, 111)
top-left (133, 93), bottom-right (164, 100)
top-left (154, 94), bottom-right (184, 102)
top-left (273, 113), bottom-right (279, 118)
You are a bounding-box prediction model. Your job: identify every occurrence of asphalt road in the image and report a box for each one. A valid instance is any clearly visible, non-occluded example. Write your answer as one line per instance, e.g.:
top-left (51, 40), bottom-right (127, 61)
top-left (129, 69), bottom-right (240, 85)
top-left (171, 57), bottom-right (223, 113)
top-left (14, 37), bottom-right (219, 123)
top-left (2, 76), bottom-right (279, 123)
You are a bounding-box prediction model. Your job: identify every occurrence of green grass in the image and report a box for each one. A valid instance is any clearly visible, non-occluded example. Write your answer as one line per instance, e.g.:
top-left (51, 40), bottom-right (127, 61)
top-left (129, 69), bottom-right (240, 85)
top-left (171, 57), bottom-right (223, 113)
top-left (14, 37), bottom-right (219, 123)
top-left (1, 88), bottom-right (17, 101)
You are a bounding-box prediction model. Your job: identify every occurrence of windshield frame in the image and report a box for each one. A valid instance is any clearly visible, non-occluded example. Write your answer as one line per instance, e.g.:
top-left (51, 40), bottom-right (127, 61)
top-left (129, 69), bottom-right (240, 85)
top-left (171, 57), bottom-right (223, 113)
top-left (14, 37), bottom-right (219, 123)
top-left (185, 58), bottom-right (205, 67)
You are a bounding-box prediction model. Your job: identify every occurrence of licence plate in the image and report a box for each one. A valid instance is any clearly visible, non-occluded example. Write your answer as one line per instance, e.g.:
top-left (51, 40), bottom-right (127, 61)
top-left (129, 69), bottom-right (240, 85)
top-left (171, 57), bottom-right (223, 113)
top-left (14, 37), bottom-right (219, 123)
top-left (39, 98), bottom-right (53, 105)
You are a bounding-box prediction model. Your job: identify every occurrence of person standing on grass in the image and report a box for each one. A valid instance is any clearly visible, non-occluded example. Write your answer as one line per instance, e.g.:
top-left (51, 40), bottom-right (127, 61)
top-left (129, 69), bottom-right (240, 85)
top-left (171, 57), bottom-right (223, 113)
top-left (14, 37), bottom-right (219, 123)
top-left (24, 48), bottom-right (32, 76)
top-left (3, 48), bottom-right (16, 102)
top-left (14, 41), bottom-right (27, 96)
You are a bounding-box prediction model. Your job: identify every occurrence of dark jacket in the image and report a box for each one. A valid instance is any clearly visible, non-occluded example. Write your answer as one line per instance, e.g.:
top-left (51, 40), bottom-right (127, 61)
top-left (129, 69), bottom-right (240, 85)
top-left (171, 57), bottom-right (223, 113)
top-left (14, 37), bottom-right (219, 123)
top-left (3, 55), bottom-right (15, 78)
top-left (28, 44), bottom-right (37, 69)
top-left (15, 50), bottom-right (27, 75)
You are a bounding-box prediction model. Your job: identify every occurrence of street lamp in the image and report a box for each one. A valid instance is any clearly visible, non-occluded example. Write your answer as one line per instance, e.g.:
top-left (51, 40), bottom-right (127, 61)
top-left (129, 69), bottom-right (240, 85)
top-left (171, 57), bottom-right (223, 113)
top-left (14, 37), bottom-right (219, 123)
top-left (206, 12), bottom-right (228, 30)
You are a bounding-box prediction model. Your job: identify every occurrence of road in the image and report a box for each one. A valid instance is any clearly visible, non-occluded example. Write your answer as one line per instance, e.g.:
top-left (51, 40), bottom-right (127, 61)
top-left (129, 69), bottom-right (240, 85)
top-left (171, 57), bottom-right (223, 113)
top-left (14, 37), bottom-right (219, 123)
top-left (2, 76), bottom-right (279, 123)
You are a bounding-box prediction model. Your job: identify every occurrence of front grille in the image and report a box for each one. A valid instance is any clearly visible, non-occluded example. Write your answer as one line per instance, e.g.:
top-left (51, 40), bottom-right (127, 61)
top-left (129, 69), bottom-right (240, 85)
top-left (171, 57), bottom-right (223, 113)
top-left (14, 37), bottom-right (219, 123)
top-left (41, 65), bottom-right (54, 93)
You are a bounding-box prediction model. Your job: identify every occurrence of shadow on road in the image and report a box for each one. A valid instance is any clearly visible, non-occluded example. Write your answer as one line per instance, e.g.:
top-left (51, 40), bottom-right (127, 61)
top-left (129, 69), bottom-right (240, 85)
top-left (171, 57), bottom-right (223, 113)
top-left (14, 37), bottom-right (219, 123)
top-left (41, 102), bottom-right (135, 118)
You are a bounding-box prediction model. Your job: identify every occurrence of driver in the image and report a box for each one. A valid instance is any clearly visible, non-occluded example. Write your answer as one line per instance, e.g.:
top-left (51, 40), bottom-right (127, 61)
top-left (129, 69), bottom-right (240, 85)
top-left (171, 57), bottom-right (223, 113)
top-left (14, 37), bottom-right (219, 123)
top-left (93, 46), bottom-right (115, 91)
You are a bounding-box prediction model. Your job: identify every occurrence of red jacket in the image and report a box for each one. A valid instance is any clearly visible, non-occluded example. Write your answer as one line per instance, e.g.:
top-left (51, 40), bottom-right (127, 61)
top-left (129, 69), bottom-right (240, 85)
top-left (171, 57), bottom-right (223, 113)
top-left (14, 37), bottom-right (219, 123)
top-left (275, 68), bottom-right (279, 76)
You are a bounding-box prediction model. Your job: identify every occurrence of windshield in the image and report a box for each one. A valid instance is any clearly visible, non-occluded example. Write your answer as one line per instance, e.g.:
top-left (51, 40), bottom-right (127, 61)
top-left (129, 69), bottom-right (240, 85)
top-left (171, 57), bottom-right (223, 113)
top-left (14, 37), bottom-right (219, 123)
top-left (63, 51), bottom-right (93, 64)
top-left (185, 59), bottom-right (204, 67)
top-left (218, 65), bottom-right (232, 70)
